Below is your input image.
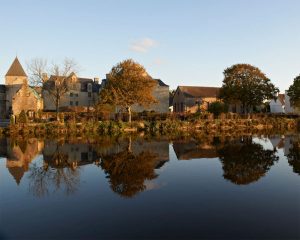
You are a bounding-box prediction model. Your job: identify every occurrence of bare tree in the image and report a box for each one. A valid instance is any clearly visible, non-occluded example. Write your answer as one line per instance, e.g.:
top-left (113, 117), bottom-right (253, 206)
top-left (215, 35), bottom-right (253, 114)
top-left (26, 58), bottom-right (48, 86)
top-left (27, 57), bottom-right (79, 120)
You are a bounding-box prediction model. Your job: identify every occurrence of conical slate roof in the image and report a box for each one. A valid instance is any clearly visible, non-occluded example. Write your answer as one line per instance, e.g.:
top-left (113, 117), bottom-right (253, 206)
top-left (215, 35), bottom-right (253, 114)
top-left (5, 57), bottom-right (27, 77)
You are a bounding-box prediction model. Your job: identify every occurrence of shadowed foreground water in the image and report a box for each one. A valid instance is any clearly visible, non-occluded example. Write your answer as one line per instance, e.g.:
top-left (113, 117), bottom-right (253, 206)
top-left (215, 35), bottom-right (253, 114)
top-left (0, 134), bottom-right (299, 239)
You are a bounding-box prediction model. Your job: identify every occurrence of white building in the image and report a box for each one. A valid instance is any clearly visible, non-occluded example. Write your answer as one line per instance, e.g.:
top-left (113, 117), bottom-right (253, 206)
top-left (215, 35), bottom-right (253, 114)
top-left (285, 90), bottom-right (300, 114)
top-left (270, 94), bottom-right (285, 113)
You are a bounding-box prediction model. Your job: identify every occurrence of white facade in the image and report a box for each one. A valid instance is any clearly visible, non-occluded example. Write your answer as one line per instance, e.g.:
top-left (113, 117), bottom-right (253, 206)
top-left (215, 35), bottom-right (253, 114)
top-left (285, 90), bottom-right (300, 114)
top-left (270, 99), bottom-right (285, 113)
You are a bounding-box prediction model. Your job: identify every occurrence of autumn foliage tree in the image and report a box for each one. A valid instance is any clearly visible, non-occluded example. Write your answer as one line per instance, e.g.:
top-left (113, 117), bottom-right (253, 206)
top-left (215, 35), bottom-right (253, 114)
top-left (287, 75), bottom-right (300, 109)
top-left (100, 59), bottom-right (157, 122)
top-left (219, 64), bottom-right (279, 113)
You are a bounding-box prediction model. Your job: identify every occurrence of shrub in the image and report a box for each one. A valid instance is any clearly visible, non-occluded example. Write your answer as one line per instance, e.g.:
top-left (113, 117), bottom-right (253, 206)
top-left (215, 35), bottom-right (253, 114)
top-left (18, 110), bottom-right (28, 124)
top-left (208, 102), bottom-right (228, 117)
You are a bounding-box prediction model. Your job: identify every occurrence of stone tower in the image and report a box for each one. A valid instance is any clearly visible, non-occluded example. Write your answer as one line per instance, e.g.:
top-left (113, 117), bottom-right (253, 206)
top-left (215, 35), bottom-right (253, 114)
top-left (5, 57), bottom-right (28, 85)
top-left (5, 57), bottom-right (28, 115)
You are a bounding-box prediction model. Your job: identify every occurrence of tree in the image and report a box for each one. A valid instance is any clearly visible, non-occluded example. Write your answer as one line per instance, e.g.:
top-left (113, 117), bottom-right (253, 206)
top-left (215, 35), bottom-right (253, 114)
top-left (26, 58), bottom-right (48, 86)
top-left (287, 75), bottom-right (300, 109)
top-left (100, 59), bottom-right (157, 122)
top-left (207, 102), bottom-right (228, 117)
top-left (287, 137), bottom-right (300, 175)
top-left (18, 110), bottom-right (28, 124)
top-left (101, 148), bottom-right (158, 198)
top-left (27, 58), bottom-right (79, 120)
top-left (219, 64), bottom-right (279, 113)
top-left (218, 138), bottom-right (279, 185)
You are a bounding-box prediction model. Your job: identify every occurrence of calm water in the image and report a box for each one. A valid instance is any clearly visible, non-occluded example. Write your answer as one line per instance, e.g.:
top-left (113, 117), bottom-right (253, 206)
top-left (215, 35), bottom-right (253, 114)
top-left (0, 134), bottom-right (299, 240)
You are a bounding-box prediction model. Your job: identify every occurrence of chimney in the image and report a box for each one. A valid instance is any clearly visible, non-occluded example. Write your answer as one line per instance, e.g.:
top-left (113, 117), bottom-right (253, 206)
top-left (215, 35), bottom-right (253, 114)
top-left (42, 73), bottom-right (48, 82)
top-left (94, 77), bottom-right (99, 84)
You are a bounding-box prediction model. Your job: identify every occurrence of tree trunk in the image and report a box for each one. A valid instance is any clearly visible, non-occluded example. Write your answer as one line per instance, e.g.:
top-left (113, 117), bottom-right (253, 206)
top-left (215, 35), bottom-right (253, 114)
top-left (127, 136), bottom-right (132, 153)
top-left (56, 97), bottom-right (60, 121)
top-left (127, 106), bottom-right (132, 123)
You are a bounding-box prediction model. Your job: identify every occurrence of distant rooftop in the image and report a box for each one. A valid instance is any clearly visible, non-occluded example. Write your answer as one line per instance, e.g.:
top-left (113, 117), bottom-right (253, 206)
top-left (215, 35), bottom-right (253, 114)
top-left (178, 86), bottom-right (220, 98)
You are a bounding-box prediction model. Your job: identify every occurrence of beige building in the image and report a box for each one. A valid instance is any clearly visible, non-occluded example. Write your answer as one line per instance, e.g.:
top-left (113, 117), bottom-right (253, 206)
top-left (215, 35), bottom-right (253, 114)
top-left (173, 86), bottom-right (220, 113)
top-left (43, 72), bottom-right (101, 111)
top-left (101, 77), bottom-right (170, 113)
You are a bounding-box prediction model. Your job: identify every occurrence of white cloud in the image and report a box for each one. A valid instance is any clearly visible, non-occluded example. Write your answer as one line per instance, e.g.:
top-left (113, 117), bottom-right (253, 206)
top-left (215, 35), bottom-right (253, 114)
top-left (153, 58), bottom-right (165, 66)
top-left (130, 38), bottom-right (157, 53)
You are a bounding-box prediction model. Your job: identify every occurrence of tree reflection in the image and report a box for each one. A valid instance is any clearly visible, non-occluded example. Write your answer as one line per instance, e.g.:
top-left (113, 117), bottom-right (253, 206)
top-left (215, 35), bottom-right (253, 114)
top-left (28, 142), bottom-right (80, 197)
top-left (218, 138), bottom-right (279, 185)
top-left (100, 139), bottom-right (159, 198)
top-left (287, 138), bottom-right (300, 175)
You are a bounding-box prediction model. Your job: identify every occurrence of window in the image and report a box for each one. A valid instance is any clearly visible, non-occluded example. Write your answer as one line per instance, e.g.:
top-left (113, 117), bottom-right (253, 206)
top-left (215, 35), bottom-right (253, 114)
top-left (75, 101), bottom-right (78, 106)
top-left (28, 111), bottom-right (34, 118)
top-left (70, 101), bottom-right (73, 106)
top-left (88, 92), bottom-right (92, 97)
top-left (70, 92), bottom-right (73, 97)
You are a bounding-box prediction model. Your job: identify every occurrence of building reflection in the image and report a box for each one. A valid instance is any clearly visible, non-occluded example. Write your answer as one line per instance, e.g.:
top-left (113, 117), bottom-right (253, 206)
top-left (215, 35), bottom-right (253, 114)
top-left (0, 134), bottom-right (298, 197)
top-left (173, 139), bottom-right (218, 160)
top-left (0, 138), bottom-right (43, 184)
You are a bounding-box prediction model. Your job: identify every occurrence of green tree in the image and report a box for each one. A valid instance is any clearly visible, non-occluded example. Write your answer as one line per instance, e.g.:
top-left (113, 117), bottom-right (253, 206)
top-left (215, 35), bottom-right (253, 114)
top-left (207, 102), bottom-right (228, 117)
top-left (287, 137), bottom-right (300, 175)
top-left (18, 110), bottom-right (28, 124)
top-left (287, 75), bottom-right (300, 109)
top-left (100, 59), bottom-right (157, 122)
top-left (219, 64), bottom-right (279, 113)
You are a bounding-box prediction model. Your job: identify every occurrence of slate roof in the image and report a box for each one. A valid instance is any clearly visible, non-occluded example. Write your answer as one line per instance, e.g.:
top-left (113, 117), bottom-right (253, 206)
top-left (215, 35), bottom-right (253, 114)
top-left (0, 85), bottom-right (6, 93)
top-left (178, 86), bottom-right (220, 98)
top-left (5, 57), bottom-right (27, 77)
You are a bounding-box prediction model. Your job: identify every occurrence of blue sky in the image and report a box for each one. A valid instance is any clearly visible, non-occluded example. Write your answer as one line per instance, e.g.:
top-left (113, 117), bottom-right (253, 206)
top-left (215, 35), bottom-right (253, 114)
top-left (0, 0), bottom-right (299, 91)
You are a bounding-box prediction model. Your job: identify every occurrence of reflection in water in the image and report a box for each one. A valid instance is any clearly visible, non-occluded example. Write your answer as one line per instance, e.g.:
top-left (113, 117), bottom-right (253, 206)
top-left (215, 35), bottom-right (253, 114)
top-left (100, 137), bottom-right (169, 197)
top-left (101, 149), bottom-right (158, 197)
top-left (28, 162), bottom-right (80, 197)
top-left (0, 138), bottom-right (43, 184)
top-left (218, 137), bottom-right (279, 185)
top-left (286, 137), bottom-right (300, 175)
top-left (0, 134), bottom-right (298, 198)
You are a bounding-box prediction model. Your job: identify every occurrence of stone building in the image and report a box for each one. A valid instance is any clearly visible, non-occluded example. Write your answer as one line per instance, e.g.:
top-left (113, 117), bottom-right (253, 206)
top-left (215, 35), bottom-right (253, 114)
top-left (43, 72), bottom-right (101, 111)
top-left (12, 81), bottom-right (43, 116)
top-left (0, 57), bottom-right (43, 118)
top-left (173, 86), bottom-right (220, 113)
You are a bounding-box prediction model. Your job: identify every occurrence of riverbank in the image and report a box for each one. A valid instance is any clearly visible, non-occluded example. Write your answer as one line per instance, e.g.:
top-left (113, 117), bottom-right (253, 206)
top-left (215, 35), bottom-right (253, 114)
top-left (2, 116), bottom-right (298, 138)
